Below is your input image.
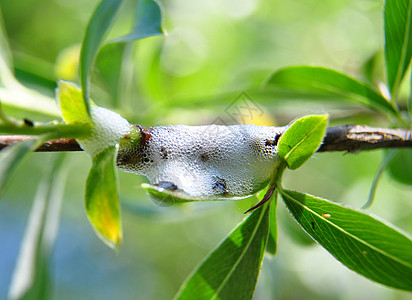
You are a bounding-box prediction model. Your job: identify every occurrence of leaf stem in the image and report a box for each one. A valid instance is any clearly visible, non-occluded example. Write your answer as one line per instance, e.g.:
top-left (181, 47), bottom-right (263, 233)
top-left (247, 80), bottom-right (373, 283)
top-left (363, 149), bottom-right (398, 209)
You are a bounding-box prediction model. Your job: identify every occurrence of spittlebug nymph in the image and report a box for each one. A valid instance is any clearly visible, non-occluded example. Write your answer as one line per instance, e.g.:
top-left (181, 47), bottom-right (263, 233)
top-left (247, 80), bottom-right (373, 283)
top-left (117, 124), bottom-right (285, 200)
top-left (154, 181), bottom-right (178, 191)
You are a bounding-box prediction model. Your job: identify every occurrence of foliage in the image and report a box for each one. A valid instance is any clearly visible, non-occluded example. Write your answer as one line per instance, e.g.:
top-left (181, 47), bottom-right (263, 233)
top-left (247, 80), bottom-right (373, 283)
top-left (277, 114), bottom-right (328, 170)
top-left (0, 0), bottom-right (412, 299)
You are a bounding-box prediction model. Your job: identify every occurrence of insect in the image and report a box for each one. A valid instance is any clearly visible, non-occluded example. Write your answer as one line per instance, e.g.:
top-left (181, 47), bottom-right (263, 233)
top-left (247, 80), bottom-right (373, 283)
top-left (117, 124), bottom-right (285, 200)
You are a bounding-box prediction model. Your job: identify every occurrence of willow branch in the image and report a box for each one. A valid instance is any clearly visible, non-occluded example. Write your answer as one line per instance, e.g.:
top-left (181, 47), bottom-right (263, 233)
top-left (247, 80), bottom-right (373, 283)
top-left (318, 125), bottom-right (412, 152)
top-left (0, 136), bottom-right (82, 151)
top-left (0, 125), bottom-right (411, 153)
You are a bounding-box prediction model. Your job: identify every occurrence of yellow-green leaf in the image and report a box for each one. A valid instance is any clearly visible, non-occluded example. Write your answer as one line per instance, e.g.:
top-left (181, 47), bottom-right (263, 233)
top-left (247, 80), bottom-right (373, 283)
top-left (56, 80), bottom-right (92, 125)
top-left (85, 146), bottom-right (122, 249)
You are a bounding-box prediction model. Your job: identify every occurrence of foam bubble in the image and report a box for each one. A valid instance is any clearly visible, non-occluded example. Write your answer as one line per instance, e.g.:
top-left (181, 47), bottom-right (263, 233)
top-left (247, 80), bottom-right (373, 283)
top-left (78, 106), bottom-right (131, 157)
top-left (117, 124), bottom-right (285, 198)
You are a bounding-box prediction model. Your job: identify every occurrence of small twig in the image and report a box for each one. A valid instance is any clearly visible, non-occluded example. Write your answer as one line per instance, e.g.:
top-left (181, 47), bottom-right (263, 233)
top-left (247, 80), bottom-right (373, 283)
top-left (0, 125), bottom-right (411, 153)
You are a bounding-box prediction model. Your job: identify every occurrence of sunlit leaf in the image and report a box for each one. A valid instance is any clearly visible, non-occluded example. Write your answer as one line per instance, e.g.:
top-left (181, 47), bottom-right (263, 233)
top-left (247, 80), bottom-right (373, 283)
top-left (85, 146), bottom-right (122, 249)
top-left (0, 137), bottom-right (42, 199)
top-left (384, 0), bottom-right (412, 97)
top-left (280, 189), bottom-right (412, 291)
top-left (387, 149), bottom-right (412, 185)
top-left (8, 154), bottom-right (66, 300)
top-left (265, 66), bottom-right (399, 116)
top-left (56, 80), bottom-right (92, 125)
top-left (175, 203), bottom-right (270, 300)
top-left (80, 0), bottom-right (123, 114)
top-left (277, 114), bottom-right (328, 170)
top-left (110, 0), bottom-right (165, 43)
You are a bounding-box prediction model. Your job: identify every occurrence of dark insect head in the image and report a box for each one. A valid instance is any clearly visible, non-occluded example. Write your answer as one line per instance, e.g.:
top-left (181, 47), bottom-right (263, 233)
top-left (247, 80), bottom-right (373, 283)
top-left (154, 181), bottom-right (178, 191)
top-left (212, 176), bottom-right (228, 195)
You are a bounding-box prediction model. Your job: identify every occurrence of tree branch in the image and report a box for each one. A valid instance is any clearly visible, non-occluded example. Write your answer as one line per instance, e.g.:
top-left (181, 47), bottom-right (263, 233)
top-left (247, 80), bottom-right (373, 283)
top-left (318, 125), bottom-right (412, 152)
top-left (0, 125), bottom-right (411, 153)
top-left (0, 136), bottom-right (82, 151)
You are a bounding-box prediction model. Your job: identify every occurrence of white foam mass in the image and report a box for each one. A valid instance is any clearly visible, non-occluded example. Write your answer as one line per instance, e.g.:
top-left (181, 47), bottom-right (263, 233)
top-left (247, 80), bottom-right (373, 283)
top-left (117, 124), bottom-right (286, 198)
top-left (78, 106), bottom-right (131, 157)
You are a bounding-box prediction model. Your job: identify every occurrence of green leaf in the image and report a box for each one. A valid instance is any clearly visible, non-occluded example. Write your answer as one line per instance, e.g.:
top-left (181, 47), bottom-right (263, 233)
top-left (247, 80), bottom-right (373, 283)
top-left (142, 183), bottom-right (251, 204)
top-left (278, 207), bottom-right (315, 246)
top-left (56, 80), bottom-right (92, 125)
top-left (266, 192), bottom-right (278, 255)
top-left (110, 0), bottom-right (165, 43)
top-left (0, 137), bottom-right (42, 199)
top-left (94, 43), bottom-right (127, 107)
top-left (85, 146), bottom-right (122, 249)
top-left (279, 189), bottom-right (412, 291)
top-left (361, 51), bottom-right (385, 86)
top-left (277, 114), bottom-right (328, 170)
top-left (387, 149), bottom-right (412, 185)
top-left (384, 0), bottom-right (412, 97)
top-left (142, 183), bottom-right (196, 205)
top-left (265, 66), bottom-right (399, 117)
top-left (8, 154), bottom-right (66, 300)
top-left (0, 6), bottom-right (17, 89)
top-left (175, 203), bottom-right (270, 300)
top-left (363, 150), bottom-right (399, 209)
top-left (80, 0), bottom-right (123, 114)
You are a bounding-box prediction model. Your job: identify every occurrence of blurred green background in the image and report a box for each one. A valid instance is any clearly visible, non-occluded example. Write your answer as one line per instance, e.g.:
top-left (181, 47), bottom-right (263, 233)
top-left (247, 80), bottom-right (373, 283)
top-left (0, 0), bottom-right (411, 299)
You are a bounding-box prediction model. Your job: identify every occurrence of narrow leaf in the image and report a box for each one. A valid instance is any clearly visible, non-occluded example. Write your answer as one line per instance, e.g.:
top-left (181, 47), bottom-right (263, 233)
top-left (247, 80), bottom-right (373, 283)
top-left (175, 203), bottom-right (270, 300)
top-left (0, 7), bottom-right (18, 89)
top-left (384, 0), bottom-right (412, 96)
top-left (142, 183), bottom-right (197, 205)
top-left (94, 43), bottom-right (127, 107)
top-left (85, 146), bottom-right (122, 249)
top-left (265, 66), bottom-right (399, 116)
top-left (278, 207), bottom-right (315, 246)
top-left (142, 183), bottom-right (251, 204)
top-left (8, 154), bottom-right (66, 300)
top-left (95, 0), bottom-right (165, 107)
top-left (361, 51), bottom-right (385, 86)
top-left (0, 137), bottom-right (42, 198)
top-left (266, 192), bottom-right (278, 255)
top-left (80, 0), bottom-right (123, 114)
top-left (277, 114), bottom-right (328, 170)
top-left (363, 150), bottom-right (398, 208)
top-left (280, 189), bottom-right (412, 291)
top-left (110, 0), bottom-right (165, 43)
